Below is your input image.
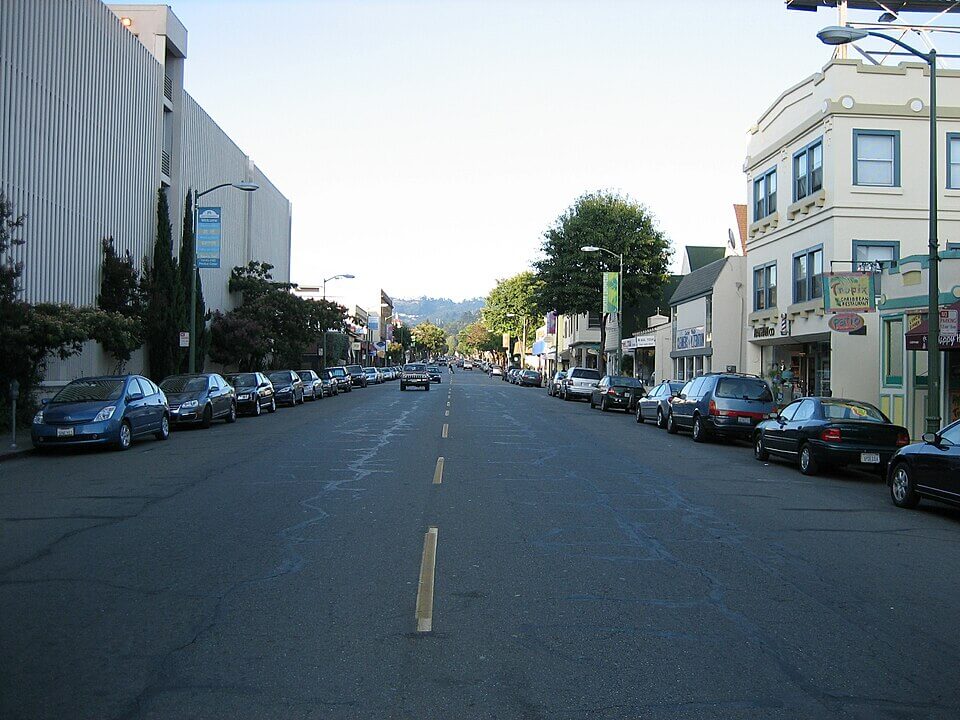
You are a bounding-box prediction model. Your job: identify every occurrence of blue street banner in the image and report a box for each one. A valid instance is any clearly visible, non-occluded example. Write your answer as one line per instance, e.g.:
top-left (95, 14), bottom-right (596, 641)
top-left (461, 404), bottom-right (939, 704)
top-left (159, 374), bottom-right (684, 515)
top-left (369, 316), bottom-right (380, 332)
top-left (196, 206), bottom-right (222, 268)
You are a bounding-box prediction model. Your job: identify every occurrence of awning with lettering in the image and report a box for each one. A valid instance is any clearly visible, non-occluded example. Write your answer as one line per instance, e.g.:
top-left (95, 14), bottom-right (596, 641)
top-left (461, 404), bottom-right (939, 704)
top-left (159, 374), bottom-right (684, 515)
top-left (905, 300), bottom-right (960, 350)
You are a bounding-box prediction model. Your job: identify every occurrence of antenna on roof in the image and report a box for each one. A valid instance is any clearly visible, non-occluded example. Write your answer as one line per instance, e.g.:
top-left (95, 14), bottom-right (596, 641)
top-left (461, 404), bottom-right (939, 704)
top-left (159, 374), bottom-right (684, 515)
top-left (727, 228), bottom-right (740, 255)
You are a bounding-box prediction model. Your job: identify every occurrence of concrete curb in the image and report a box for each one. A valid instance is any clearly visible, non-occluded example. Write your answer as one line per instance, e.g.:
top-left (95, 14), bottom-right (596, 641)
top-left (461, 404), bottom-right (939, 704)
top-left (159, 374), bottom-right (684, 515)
top-left (0, 445), bottom-right (33, 462)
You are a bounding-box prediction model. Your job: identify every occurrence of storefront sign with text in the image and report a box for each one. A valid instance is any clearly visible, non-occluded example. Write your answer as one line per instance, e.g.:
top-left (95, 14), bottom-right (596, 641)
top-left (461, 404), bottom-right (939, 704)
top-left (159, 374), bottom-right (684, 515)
top-left (828, 313), bottom-right (865, 333)
top-left (822, 272), bottom-right (875, 313)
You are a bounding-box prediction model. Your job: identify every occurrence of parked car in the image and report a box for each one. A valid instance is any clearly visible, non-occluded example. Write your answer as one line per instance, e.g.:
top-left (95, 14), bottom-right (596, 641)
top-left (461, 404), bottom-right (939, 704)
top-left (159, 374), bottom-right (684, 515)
top-left (489, 366), bottom-right (503, 377)
top-left (636, 380), bottom-right (685, 427)
top-left (547, 371), bottom-right (566, 397)
top-left (502, 365), bottom-right (518, 382)
top-left (226, 372), bottom-right (276, 415)
top-left (754, 397), bottom-right (909, 476)
top-left (317, 369), bottom-right (340, 396)
top-left (590, 375), bottom-right (644, 412)
top-left (426, 365), bottom-right (443, 383)
top-left (297, 370), bottom-right (325, 400)
top-left (400, 362), bottom-right (431, 391)
top-left (362, 366), bottom-right (382, 385)
top-left (888, 419), bottom-right (960, 509)
top-left (667, 373), bottom-right (775, 442)
top-left (267, 370), bottom-right (304, 406)
top-left (160, 373), bottom-right (237, 427)
top-left (518, 369), bottom-right (543, 387)
top-left (326, 366), bottom-right (352, 393)
top-left (32, 375), bottom-right (169, 450)
top-left (560, 367), bottom-right (602, 401)
top-left (345, 364), bottom-right (368, 388)
top-left (463, 361), bottom-right (474, 370)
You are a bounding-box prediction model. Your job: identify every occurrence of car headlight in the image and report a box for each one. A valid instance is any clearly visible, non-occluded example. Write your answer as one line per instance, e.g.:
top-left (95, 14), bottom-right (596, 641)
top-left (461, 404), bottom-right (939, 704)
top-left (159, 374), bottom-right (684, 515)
top-left (181, 399), bottom-right (199, 409)
top-left (94, 405), bottom-right (117, 422)
top-left (33, 410), bottom-right (44, 424)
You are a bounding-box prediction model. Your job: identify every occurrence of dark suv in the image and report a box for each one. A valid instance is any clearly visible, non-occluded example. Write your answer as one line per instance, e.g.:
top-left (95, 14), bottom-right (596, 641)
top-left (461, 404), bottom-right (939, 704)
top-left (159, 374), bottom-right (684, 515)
top-left (345, 364), bottom-right (368, 388)
top-left (667, 373), bottom-right (776, 443)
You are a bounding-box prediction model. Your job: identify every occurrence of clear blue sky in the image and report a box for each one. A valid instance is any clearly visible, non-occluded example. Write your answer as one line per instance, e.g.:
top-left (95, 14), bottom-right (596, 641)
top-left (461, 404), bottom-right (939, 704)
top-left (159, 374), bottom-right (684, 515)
top-left (166, 0), bottom-right (882, 303)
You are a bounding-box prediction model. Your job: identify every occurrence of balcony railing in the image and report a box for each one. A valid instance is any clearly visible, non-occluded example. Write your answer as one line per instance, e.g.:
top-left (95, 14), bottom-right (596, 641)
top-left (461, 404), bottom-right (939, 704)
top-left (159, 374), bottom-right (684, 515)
top-left (161, 150), bottom-right (171, 177)
top-left (163, 74), bottom-right (173, 101)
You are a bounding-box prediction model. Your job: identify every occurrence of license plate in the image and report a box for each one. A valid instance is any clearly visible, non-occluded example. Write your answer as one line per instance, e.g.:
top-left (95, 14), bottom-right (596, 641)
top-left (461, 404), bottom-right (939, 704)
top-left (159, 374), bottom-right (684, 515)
top-left (57, 427), bottom-right (75, 437)
top-left (861, 453), bottom-right (880, 464)
top-left (737, 416), bottom-right (752, 425)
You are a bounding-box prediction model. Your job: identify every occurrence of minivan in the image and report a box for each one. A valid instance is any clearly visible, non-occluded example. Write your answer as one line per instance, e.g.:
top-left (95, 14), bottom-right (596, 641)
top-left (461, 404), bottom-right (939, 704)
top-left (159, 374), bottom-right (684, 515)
top-left (667, 373), bottom-right (776, 442)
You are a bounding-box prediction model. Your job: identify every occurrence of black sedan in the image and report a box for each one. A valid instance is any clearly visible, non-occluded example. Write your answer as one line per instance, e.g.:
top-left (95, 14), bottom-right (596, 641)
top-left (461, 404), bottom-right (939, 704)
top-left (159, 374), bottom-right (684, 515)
top-left (753, 397), bottom-right (909, 477)
top-left (226, 372), bottom-right (276, 416)
top-left (267, 370), bottom-right (304, 406)
top-left (160, 373), bottom-right (237, 427)
top-left (636, 380), bottom-right (684, 428)
top-left (590, 376), bottom-right (644, 413)
top-left (427, 365), bottom-right (443, 383)
top-left (888, 419), bottom-right (960, 510)
top-left (518, 370), bottom-right (542, 387)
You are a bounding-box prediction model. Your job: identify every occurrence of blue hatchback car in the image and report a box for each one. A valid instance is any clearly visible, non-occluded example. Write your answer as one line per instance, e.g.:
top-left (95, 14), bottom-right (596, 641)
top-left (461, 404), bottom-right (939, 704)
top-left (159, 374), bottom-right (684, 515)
top-left (32, 375), bottom-right (170, 451)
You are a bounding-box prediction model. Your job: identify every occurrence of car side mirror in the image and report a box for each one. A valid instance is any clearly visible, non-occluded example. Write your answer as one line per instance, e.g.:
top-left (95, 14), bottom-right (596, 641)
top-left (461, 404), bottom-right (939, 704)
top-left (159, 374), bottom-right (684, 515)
top-left (922, 432), bottom-right (938, 445)
top-left (41, 397), bottom-right (49, 406)
top-left (678, 394), bottom-right (686, 400)
top-left (127, 392), bottom-right (144, 402)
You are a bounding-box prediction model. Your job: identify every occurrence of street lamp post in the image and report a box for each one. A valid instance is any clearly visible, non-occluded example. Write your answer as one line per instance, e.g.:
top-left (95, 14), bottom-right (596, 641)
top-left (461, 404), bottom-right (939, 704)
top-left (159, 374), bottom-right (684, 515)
top-left (188, 181), bottom-right (258, 373)
top-left (581, 245), bottom-right (624, 374)
top-left (818, 26), bottom-right (942, 432)
top-left (321, 273), bottom-right (355, 369)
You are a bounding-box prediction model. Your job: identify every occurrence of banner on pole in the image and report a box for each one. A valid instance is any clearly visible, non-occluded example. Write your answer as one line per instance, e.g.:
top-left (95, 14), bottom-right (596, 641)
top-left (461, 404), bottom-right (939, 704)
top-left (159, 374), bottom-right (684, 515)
top-left (196, 207), bottom-right (222, 268)
top-left (545, 311), bottom-right (557, 334)
top-left (603, 272), bottom-right (620, 315)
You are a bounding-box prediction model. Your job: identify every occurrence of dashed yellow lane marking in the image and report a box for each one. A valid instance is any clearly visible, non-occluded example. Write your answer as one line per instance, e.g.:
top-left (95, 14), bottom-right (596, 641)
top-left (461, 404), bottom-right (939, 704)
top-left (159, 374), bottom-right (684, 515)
top-left (415, 526), bottom-right (439, 632)
top-left (433, 456), bottom-right (444, 484)
top-left (442, 423), bottom-right (449, 438)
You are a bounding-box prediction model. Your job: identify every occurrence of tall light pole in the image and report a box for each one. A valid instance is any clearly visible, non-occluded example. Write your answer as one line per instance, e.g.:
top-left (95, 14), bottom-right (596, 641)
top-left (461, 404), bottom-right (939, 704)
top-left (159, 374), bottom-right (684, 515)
top-left (188, 181), bottom-right (258, 373)
top-left (818, 25), bottom-right (942, 432)
top-left (581, 245), bottom-right (624, 374)
top-left (321, 273), bottom-right (354, 369)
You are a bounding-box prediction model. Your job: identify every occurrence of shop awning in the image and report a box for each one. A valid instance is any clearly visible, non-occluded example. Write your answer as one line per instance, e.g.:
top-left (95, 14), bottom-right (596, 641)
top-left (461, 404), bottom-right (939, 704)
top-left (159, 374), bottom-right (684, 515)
top-left (905, 300), bottom-right (960, 350)
top-left (532, 340), bottom-right (546, 355)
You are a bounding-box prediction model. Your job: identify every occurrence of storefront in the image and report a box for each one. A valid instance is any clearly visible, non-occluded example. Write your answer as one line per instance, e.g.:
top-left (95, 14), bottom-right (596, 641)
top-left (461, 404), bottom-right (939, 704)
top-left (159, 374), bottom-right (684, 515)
top-left (903, 301), bottom-right (960, 426)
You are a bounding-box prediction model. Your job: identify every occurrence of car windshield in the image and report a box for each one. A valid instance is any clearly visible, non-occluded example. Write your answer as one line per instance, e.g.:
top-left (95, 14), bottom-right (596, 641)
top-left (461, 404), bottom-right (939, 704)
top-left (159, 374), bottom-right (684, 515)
top-left (346, 365), bottom-right (362, 373)
top-left (298, 372), bottom-right (315, 380)
top-left (668, 383), bottom-right (684, 393)
top-left (52, 379), bottom-right (125, 403)
top-left (427, 366), bottom-right (440, 371)
top-left (268, 372), bottom-right (291, 384)
top-left (570, 369), bottom-right (601, 380)
top-left (228, 373), bottom-right (258, 388)
top-left (608, 376), bottom-right (641, 387)
top-left (822, 401), bottom-right (886, 422)
top-left (715, 377), bottom-right (772, 401)
top-left (330, 368), bottom-right (346, 377)
top-left (160, 376), bottom-right (207, 393)
top-left (405, 364), bottom-right (426, 372)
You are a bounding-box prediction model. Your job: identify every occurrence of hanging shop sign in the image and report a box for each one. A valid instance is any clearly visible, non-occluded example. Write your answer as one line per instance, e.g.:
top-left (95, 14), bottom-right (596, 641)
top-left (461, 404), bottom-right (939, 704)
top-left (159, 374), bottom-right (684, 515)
top-left (635, 334), bottom-right (656, 348)
top-left (828, 313), bottom-right (865, 333)
top-left (905, 303), bottom-right (960, 350)
top-left (676, 326), bottom-right (705, 350)
top-left (822, 272), bottom-right (875, 313)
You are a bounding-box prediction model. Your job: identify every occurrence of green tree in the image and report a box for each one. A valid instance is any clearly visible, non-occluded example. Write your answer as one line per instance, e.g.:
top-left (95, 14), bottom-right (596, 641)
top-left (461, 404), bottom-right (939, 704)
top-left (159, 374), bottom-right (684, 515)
top-left (143, 189), bottom-right (183, 381)
top-left (97, 237), bottom-right (144, 371)
top-left (534, 191), bottom-right (670, 373)
top-left (411, 321), bottom-right (446, 358)
top-left (483, 272), bottom-right (542, 342)
top-left (457, 321), bottom-right (499, 358)
top-left (208, 310), bottom-right (269, 371)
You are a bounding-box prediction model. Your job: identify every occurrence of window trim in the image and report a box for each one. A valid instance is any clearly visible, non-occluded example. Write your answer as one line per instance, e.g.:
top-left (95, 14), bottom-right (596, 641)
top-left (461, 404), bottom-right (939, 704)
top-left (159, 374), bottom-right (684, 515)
top-left (853, 129), bottom-right (901, 187)
top-left (791, 244), bottom-right (824, 304)
top-left (753, 166), bottom-right (777, 221)
top-left (883, 316), bottom-right (905, 387)
top-left (753, 261), bottom-right (777, 311)
top-left (948, 132), bottom-right (960, 189)
top-left (792, 136), bottom-right (823, 202)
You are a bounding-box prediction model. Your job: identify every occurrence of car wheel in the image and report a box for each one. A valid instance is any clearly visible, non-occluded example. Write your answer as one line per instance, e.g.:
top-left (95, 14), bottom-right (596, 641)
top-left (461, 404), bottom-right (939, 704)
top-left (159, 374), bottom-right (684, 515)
top-left (225, 402), bottom-right (237, 423)
top-left (201, 404), bottom-right (213, 428)
top-left (656, 408), bottom-right (665, 429)
top-left (666, 411), bottom-right (678, 434)
top-left (425, 383), bottom-right (430, 391)
top-left (117, 420), bottom-right (132, 450)
top-left (268, 398), bottom-right (277, 413)
top-left (890, 462), bottom-right (921, 508)
top-left (400, 383), bottom-right (406, 391)
top-left (254, 399), bottom-right (262, 417)
top-left (754, 432), bottom-right (769, 461)
top-left (155, 414), bottom-right (170, 441)
top-left (798, 443), bottom-right (819, 476)
top-left (692, 415), bottom-right (707, 443)
top-left (589, 397), bottom-right (596, 408)
top-left (636, 406), bottom-right (644, 424)
top-left (600, 397), bottom-right (608, 412)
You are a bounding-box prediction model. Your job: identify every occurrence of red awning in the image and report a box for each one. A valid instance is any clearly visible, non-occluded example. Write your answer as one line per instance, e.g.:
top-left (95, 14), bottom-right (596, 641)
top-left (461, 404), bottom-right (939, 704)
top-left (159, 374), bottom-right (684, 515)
top-left (905, 300), bottom-right (960, 351)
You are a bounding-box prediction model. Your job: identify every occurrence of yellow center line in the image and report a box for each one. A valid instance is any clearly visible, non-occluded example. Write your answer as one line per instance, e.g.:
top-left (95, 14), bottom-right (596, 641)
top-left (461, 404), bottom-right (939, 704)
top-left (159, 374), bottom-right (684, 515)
top-left (433, 456), bottom-right (444, 484)
top-left (442, 423), bottom-right (448, 438)
top-left (415, 526), bottom-right (439, 633)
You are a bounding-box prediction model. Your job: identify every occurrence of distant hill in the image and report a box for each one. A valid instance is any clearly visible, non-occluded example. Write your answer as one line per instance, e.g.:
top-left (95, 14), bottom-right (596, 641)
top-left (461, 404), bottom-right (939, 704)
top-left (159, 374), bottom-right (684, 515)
top-left (394, 296), bottom-right (485, 327)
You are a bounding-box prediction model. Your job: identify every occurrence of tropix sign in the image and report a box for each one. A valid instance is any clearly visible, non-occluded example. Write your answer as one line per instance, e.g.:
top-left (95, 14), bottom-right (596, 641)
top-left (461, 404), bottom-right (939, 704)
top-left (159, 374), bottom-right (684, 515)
top-left (676, 326), bottom-right (705, 350)
top-left (822, 272), bottom-right (875, 313)
top-left (196, 207), bottom-right (222, 268)
top-left (828, 313), bottom-right (865, 333)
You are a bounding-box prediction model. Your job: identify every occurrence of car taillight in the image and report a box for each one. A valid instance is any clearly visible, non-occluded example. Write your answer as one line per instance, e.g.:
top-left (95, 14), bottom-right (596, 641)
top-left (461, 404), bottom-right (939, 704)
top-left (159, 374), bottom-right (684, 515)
top-left (667, 396), bottom-right (675, 404)
top-left (708, 399), bottom-right (732, 417)
top-left (708, 400), bottom-right (717, 415)
top-left (821, 427), bottom-right (842, 442)
top-left (896, 431), bottom-right (910, 447)
top-left (607, 389), bottom-right (617, 395)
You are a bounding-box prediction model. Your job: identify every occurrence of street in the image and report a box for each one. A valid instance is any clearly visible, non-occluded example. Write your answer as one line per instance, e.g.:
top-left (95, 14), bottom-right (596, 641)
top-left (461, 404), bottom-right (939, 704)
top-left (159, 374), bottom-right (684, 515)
top-left (2, 370), bottom-right (960, 720)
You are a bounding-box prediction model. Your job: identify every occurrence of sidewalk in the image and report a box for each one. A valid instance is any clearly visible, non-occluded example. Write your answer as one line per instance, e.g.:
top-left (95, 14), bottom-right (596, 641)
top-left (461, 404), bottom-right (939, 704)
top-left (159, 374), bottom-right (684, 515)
top-left (0, 439), bottom-right (32, 462)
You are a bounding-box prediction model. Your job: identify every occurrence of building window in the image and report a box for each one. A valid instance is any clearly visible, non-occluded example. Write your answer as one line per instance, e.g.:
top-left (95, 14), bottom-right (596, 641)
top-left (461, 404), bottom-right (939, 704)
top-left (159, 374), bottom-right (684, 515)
top-left (854, 129), bottom-right (900, 187)
top-left (792, 246), bottom-right (823, 303)
top-left (853, 240), bottom-right (899, 296)
top-left (705, 295), bottom-right (713, 344)
top-left (753, 262), bottom-right (777, 311)
top-left (948, 133), bottom-right (960, 189)
top-left (884, 317), bottom-right (904, 385)
top-left (587, 312), bottom-right (601, 328)
top-left (753, 167), bottom-right (777, 221)
top-left (793, 138), bottom-right (823, 201)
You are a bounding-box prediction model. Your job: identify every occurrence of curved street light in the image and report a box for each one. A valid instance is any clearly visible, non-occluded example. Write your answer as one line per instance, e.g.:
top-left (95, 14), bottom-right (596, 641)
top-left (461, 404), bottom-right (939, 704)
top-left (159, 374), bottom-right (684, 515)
top-left (581, 245), bottom-right (624, 373)
top-left (321, 273), bottom-right (355, 368)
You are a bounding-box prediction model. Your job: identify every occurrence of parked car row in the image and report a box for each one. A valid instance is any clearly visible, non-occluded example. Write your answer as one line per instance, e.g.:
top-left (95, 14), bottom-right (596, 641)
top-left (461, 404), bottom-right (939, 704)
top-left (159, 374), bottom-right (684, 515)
top-left (528, 368), bottom-right (960, 512)
top-left (31, 365), bottom-right (403, 451)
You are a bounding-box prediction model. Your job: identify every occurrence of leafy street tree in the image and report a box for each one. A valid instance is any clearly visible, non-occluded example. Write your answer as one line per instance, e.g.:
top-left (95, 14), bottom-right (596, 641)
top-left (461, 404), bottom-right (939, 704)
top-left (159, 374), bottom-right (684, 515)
top-left (178, 191), bottom-right (208, 372)
top-left (482, 272), bottom-right (542, 351)
top-left (208, 310), bottom-right (269, 371)
top-left (143, 189), bottom-right (183, 381)
top-left (534, 191), bottom-right (670, 374)
top-left (411, 321), bottom-right (446, 357)
top-left (97, 237), bottom-right (144, 372)
top-left (457, 321), bottom-right (500, 359)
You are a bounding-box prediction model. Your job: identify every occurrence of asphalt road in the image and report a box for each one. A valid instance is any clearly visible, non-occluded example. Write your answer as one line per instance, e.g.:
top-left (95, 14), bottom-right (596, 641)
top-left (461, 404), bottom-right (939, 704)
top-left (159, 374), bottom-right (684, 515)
top-left (2, 369), bottom-right (960, 720)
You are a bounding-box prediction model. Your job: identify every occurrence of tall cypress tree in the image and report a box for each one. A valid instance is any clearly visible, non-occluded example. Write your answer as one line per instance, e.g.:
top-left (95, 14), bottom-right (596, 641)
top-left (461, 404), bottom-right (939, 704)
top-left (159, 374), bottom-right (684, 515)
top-left (178, 191), bottom-right (207, 371)
top-left (145, 189), bottom-right (182, 380)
